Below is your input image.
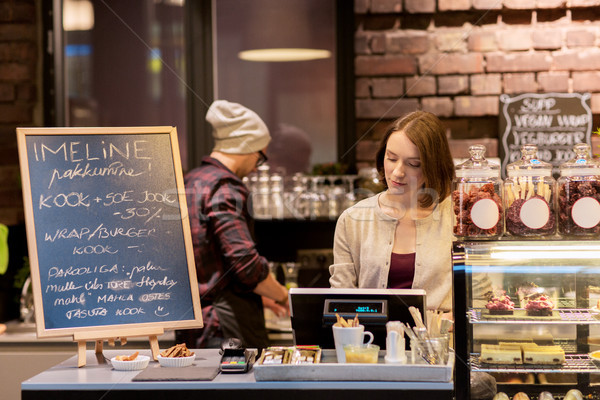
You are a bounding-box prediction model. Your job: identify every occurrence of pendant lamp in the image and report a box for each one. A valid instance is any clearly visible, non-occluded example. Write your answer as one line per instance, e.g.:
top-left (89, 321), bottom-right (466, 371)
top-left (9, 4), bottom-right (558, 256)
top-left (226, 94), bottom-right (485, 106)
top-left (237, 0), bottom-right (332, 62)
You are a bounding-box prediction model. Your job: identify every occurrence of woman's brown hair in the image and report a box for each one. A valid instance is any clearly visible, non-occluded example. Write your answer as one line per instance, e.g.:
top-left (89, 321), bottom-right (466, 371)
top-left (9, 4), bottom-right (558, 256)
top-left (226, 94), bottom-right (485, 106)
top-left (375, 111), bottom-right (455, 208)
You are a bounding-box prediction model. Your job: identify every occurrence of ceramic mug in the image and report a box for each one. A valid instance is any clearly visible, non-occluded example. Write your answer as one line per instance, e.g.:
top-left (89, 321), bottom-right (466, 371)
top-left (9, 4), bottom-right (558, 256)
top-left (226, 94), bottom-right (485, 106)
top-left (332, 324), bottom-right (374, 363)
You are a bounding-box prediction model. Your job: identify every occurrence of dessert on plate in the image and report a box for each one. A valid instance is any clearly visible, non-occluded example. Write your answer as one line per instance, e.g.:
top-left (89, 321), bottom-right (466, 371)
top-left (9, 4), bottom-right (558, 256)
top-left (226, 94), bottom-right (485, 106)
top-left (523, 345), bottom-right (565, 365)
top-left (485, 292), bottom-right (515, 315)
top-left (480, 344), bottom-right (522, 364)
top-left (525, 294), bottom-right (554, 316)
top-left (480, 342), bottom-right (565, 366)
top-left (517, 282), bottom-right (543, 307)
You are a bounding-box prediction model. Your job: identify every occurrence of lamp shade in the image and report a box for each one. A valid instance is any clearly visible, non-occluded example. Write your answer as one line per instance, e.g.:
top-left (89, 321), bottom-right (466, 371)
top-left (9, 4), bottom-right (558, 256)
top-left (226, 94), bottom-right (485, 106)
top-left (63, 0), bottom-right (95, 31)
top-left (237, 0), bottom-right (332, 62)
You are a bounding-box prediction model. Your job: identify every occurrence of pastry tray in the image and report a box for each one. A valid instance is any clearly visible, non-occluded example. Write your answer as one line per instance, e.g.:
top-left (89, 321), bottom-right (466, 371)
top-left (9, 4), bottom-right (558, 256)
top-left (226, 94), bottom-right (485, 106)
top-left (253, 349), bottom-right (454, 382)
top-left (481, 309), bottom-right (561, 320)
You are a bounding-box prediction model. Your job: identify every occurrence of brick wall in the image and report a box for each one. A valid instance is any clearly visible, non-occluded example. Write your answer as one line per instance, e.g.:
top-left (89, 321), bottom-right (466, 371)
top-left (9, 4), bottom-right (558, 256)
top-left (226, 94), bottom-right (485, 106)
top-left (354, 0), bottom-right (600, 167)
top-left (4, 1), bottom-right (600, 214)
top-left (0, 0), bottom-right (38, 225)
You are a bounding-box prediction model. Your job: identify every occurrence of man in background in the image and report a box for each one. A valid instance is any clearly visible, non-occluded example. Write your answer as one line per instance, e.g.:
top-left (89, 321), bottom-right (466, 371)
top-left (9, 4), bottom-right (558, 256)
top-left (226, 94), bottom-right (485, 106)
top-left (177, 100), bottom-right (289, 349)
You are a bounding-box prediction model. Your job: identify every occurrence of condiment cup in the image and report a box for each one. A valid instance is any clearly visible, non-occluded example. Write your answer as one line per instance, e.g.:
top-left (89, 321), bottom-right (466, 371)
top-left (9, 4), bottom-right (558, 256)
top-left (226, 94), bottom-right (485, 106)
top-left (343, 344), bottom-right (380, 364)
top-left (157, 354), bottom-right (196, 367)
top-left (332, 324), bottom-right (374, 363)
top-left (110, 355), bottom-right (150, 371)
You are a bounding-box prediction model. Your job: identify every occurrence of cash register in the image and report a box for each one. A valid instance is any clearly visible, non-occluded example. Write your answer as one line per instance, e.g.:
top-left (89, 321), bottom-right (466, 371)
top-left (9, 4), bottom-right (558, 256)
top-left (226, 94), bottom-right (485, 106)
top-left (289, 288), bottom-right (426, 349)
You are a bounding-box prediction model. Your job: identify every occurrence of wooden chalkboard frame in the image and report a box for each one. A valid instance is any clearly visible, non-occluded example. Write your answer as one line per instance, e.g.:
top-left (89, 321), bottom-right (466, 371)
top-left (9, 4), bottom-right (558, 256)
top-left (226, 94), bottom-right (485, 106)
top-left (498, 92), bottom-right (592, 178)
top-left (17, 127), bottom-right (203, 339)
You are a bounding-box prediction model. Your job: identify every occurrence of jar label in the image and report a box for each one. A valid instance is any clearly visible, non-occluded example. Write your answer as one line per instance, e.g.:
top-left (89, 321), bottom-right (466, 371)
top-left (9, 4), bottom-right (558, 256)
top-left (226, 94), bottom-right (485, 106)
top-left (470, 198), bottom-right (500, 229)
top-left (520, 197), bottom-right (550, 229)
top-left (572, 197), bottom-right (600, 228)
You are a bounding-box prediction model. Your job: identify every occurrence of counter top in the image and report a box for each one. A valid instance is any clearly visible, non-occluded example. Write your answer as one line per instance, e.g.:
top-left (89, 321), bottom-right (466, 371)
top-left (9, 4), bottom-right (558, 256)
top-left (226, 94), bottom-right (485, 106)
top-left (22, 349), bottom-right (454, 400)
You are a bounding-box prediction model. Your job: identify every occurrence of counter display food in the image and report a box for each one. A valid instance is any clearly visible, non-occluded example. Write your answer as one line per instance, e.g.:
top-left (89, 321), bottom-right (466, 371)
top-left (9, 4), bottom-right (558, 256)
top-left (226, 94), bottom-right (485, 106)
top-left (504, 145), bottom-right (556, 238)
top-left (452, 144), bottom-right (504, 240)
top-left (557, 143), bottom-right (600, 238)
top-left (453, 240), bottom-right (600, 399)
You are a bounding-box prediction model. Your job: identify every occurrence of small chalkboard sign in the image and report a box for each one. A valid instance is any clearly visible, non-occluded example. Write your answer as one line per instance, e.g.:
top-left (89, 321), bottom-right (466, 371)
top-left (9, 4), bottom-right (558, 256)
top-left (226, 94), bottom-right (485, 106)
top-left (499, 92), bottom-right (592, 177)
top-left (17, 127), bottom-right (202, 340)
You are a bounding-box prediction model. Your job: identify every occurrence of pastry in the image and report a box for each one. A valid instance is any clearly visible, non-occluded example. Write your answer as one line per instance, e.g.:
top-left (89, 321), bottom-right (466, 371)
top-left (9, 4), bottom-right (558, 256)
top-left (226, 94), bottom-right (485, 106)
top-left (538, 392), bottom-right (554, 400)
top-left (479, 344), bottom-right (522, 364)
top-left (482, 342), bottom-right (564, 366)
top-left (517, 282), bottom-right (542, 307)
top-left (485, 293), bottom-right (515, 315)
top-left (525, 294), bottom-right (554, 316)
top-left (522, 345), bottom-right (565, 365)
top-left (564, 389), bottom-right (584, 400)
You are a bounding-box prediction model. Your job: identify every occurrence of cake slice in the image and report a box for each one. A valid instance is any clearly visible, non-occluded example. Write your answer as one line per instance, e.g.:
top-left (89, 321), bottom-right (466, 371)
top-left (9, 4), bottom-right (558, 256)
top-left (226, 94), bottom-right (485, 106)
top-left (525, 294), bottom-right (554, 316)
top-left (480, 344), bottom-right (523, 364)
top-left (485, 293), bottom-right (515, 315)
top-left (522, 345), bottom-right (565, 365)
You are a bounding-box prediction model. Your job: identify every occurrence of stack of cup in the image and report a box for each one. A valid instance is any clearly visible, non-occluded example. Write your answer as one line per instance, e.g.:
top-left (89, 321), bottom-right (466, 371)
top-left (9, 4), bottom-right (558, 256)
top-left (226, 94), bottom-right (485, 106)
top-left (385, 321), bottom-right (407, 364)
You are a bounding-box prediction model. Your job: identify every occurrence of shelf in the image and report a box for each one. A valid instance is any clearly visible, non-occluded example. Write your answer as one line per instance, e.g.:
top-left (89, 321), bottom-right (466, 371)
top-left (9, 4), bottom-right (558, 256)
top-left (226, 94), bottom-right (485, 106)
top-left (471, 354), bottom-right (600, 374)
top-left (468, 308), bottom-right (600, 324)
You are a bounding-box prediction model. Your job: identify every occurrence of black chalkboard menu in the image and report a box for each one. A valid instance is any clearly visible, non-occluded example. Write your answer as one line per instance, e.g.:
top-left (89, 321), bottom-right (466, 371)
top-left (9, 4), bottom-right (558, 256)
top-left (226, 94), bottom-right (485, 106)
top-left (17, 127), bottom-right (202, 338)
top-left (499, 92), bottom-right (592, 177)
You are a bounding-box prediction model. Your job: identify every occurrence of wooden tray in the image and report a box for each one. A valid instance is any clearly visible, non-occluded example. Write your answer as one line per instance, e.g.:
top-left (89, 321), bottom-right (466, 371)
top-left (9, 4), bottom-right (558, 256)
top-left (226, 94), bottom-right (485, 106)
top-left (253, 349), bottom-right (454, 382)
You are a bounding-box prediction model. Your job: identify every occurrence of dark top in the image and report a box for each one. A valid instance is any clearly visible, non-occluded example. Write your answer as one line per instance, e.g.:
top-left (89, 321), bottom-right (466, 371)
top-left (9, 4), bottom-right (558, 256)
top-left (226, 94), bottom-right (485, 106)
top-left (387, 252), bottom-right (416, 289)
top-left (180, 156), bottom-right (270, 348)
top-left (185, 156), bottom-right (269, 300)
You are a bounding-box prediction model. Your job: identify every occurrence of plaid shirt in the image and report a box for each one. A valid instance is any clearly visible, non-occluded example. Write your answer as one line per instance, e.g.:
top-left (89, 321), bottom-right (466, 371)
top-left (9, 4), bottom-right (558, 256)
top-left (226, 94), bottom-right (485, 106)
top-left (185, 156), bottom-right (269, 304)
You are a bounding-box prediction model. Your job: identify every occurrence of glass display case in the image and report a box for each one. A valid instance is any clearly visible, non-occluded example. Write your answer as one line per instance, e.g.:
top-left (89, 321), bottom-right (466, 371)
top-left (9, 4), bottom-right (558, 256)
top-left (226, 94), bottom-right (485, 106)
top-left (453, 240), bottom-right (600, 400)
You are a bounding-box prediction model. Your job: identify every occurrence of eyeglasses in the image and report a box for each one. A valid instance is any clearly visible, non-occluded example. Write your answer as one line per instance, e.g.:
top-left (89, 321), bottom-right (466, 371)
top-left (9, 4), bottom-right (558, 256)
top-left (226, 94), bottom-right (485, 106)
top-left (256, 150), bottom-right (268, 167)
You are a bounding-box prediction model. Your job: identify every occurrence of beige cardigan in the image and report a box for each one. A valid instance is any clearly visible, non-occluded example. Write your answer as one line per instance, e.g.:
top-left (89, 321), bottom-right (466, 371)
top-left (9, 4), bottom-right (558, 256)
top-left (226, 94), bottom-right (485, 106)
top-left (329, 193), bottom-right (454, 311)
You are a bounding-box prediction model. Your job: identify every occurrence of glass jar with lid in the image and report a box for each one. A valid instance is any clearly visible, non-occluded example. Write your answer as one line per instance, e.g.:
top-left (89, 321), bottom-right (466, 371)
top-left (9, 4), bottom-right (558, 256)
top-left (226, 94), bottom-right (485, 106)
top-left (557, 143), bottom-right (600, 238)
top-left (452, 144), bottom-right (503, 239)
top-left (504, 144), bottom-right (556, 237)
top-left (357, 167), bottom-right (385, 201)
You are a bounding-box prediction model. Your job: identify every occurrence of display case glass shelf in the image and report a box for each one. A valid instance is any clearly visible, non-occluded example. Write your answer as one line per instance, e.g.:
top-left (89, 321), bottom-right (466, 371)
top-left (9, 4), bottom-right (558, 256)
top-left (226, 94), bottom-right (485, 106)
top-left (468, 308), bottom-right (599, 324)
top-left (453, 240), bottom-right (600, 400)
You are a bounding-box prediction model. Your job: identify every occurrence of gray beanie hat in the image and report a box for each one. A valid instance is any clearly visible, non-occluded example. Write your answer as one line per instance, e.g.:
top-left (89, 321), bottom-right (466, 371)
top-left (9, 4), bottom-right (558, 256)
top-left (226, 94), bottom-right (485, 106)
top-left (207, 100), bottom-right (271, 155)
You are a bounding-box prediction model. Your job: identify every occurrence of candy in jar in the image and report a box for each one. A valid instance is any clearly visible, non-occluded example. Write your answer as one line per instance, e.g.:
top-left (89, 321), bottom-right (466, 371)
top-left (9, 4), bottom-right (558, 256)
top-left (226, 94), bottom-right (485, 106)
top-left (557, 143), bottom-right (600, 238)
top-left (452, 144), bottom-right (503, 239)
top-left (504, 144), bottom-right (556, 237)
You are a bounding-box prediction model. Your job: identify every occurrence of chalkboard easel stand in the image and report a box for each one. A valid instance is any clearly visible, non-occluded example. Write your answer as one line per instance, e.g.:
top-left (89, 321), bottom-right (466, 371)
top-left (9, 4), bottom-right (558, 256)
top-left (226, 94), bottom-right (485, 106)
top-left (73, 327), bottom-right (164, 367)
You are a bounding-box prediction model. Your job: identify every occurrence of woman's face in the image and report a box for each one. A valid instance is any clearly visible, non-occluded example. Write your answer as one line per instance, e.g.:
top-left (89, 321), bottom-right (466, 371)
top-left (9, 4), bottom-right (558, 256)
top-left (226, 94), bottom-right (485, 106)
top-left (383, 130), bottom-right (424, 196)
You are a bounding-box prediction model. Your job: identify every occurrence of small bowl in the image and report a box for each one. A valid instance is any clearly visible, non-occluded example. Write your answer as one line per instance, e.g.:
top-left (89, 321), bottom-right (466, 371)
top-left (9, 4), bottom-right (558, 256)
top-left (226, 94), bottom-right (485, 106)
top-left (110, 355), bottom-right (150, 371)
top-left (157, 354), bottom-right (196, 367)
top-left (343, 344), bottom-right (380, 364)
top-left (589, 350), bottom-right (600, 367)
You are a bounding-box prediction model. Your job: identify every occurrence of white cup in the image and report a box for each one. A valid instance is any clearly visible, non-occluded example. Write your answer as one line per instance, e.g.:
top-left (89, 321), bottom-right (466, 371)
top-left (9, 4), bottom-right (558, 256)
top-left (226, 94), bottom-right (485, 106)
top-left (332, 324), bottom-right (374, 363)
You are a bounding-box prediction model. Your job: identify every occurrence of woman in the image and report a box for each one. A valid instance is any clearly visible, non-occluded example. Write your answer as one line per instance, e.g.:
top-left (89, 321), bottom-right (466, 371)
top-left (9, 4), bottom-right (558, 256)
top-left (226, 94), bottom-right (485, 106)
top-left (329, 111), bottom-right (455, 311)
